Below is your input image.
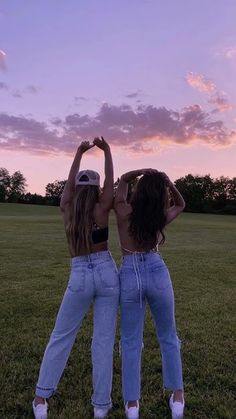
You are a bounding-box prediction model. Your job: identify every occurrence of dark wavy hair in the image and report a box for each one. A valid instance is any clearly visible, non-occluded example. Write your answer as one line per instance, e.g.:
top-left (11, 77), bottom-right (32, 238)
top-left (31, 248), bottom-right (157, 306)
top-left (128, 172), bottom-right (169, 249)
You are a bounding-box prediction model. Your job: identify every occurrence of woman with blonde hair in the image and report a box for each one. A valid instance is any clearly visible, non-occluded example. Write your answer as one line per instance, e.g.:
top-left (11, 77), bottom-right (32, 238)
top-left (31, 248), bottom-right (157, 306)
top-left (32, 137), bottom-right (119, 419)
top-left (114, 169), bottom-right (185, 419)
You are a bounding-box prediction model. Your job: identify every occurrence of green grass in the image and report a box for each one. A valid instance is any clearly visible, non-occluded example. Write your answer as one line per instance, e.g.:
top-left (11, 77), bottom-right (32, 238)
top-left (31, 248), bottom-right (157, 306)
top-left (0, 203), bottom-right (235, 418)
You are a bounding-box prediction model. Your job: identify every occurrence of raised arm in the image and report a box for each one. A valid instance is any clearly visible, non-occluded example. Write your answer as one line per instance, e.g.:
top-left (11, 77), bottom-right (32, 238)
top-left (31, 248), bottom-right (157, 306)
top-left (114, 168), bottom-right (157, 208)
top-left (60, 141), bottom-right (94, 211)
top-left (93, 137), bottom-right (114, 211)
top-left (114, 169), bottom-right (143, 206)
top-left (163, 174), bottom-right (185, 224)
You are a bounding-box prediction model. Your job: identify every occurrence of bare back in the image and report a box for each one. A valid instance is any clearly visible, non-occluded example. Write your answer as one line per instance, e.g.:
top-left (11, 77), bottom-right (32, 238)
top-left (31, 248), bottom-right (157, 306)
top-left (114, 170), bottom-right (185, 255)
top-left (114, 202), bottom-right (159, 255)
top-left (62, 202), bottom-right (109, 257)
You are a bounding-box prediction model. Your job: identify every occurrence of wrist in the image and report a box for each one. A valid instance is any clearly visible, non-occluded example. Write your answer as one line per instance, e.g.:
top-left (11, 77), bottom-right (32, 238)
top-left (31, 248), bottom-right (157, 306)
top-left (77, 148), bottom-right (84, 158)
top-left (103, 145), bottom-right (110, 153)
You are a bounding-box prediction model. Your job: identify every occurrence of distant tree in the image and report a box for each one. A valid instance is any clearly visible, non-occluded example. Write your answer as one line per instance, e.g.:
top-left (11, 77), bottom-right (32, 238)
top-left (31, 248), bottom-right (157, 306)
top-left (174, 174), bottom-right (215, 212)
top-left (212, 176), bottom-right (236, 214)
top-left (174, 174), bottom-right (236, 214)
top-left (0, 168), bottom-right (27, 202)
top-left (228, 177), bottom-right (236, 200)
top-left (8, 171), bottom-right (27, 202)
top-left (213, 176), bottom-right (234, 200)
top-left (45, 180), bottom-right (66, 206)
top-left (0, 168), bottom-right (11, 202)
top-left (20, 193), bottom-right (46, 205)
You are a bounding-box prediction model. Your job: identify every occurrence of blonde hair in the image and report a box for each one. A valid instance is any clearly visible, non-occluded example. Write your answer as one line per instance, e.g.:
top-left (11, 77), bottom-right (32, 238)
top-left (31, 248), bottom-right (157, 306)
top-left (66, 185), bottom-right (99, 255)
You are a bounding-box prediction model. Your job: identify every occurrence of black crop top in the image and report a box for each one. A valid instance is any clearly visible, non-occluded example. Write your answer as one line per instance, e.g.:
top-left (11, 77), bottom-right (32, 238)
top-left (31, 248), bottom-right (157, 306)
top-left (92, 222), bottom-right (109, 244)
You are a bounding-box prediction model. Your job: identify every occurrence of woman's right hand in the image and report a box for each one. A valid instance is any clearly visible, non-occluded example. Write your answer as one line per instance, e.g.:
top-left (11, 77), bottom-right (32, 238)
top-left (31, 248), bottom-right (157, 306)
top-left (78, 140), bottom-right (94, 153)
top-left (141, 168), bottom-right (158, 175)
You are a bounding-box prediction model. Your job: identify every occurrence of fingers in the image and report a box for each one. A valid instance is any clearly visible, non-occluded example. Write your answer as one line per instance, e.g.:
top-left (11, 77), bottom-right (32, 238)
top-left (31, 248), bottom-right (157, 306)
top-left (79, 137), bottom-right (107, 151)
top-left (80, 137), bottom-right (108, 150)
top-left (93, 137), bottom-right (101, 146)
top-left (81, 140), bottom-right (90, 146)
top-left (79, 140), bottom-right (95, 152)
top-left (142, 168), bottom-right (158, 175)
top-left (93, 136), bottom-right (109, 149)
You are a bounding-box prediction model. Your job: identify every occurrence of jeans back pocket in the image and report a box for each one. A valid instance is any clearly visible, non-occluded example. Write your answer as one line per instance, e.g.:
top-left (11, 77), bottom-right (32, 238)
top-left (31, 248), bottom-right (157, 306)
top-left (97, 263), bottom-right (119, 289)
top-left (68, 268), bottom-right (85, 292)
top-left (150, 264), bottom-right (171, 290)
top-left (120, 267), bottom-right (138, 293)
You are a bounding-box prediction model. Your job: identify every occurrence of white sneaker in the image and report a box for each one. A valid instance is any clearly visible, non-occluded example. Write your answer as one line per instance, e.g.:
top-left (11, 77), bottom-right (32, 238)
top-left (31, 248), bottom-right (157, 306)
top-left (169, 394), bottom-right (185, 419)
top-left (125, 401), bottom-right (139, 419)
top-left (94, 406), bottom-right (110, 418)
top-left (32, 400), bottom-right (48, 419)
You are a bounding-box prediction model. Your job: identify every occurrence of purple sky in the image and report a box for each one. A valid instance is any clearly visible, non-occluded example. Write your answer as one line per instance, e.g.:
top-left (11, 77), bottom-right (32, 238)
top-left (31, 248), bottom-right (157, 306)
top-left (0, 0), bottom-right (236, 194)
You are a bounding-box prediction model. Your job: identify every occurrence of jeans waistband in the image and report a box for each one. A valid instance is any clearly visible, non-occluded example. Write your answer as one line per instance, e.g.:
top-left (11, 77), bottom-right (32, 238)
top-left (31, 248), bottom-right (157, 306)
top-left (71, 250), bottom-right (112, 266)
top-left (122, 250), bottom-right (161, 264)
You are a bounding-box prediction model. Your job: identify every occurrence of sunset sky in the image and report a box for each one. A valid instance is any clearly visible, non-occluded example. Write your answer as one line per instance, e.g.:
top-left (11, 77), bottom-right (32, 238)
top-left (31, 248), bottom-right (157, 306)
top-left (0, 0), bottom-right (236, 194)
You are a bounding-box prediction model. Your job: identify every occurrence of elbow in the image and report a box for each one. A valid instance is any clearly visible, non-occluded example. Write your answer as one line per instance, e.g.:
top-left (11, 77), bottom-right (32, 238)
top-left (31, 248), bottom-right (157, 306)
top-left (178, 202), bottom-right (185, 213)
top-left (175, 202), bottom-right (185, 215)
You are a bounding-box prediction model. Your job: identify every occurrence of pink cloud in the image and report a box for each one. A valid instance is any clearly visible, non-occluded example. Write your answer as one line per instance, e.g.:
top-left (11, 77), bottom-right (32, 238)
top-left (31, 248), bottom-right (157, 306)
top-left (0, 113), bottom-right (64, 154)
top-left (0, 103), bottom-right (235, 156)
top-left (209, 93), bottom-right (233, 113)
top-left (186, 71), bottom-right (233, 113)
top-left (185, 72), bottom-right (216, 93)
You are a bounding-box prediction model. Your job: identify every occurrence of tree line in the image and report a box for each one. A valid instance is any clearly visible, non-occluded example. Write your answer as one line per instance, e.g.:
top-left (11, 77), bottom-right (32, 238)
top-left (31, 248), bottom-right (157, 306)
top-left (0, 167), bottom-right (235, 214)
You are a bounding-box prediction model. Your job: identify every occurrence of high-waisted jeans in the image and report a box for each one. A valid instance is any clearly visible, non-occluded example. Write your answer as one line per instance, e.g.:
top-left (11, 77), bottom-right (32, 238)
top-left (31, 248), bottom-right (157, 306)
top-left (35, 251), bottom-right (119, 409)
top-left (120, 251), bottom-right (183, 402)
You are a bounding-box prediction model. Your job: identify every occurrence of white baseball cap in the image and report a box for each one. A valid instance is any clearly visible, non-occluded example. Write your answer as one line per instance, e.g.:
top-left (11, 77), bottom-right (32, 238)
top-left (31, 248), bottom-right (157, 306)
top-left (75, 170), bottom-right (100, 186)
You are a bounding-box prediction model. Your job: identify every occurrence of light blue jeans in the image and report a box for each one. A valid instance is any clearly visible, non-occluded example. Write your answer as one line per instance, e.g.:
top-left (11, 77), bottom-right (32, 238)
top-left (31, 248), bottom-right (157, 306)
top-left (36, 251), bottom-right (119, 409)
top-left (120, 251), bottom-right (183, 402)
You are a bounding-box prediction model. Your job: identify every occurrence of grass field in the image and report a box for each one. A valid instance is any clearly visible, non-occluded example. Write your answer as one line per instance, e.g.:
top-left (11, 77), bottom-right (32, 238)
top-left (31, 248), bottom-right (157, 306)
top-left (0, 203), bottom-right (235, 419)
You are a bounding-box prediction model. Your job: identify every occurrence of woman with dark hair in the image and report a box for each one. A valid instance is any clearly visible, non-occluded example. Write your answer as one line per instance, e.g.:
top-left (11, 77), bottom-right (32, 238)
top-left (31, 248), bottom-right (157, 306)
top-left (114, 169), bottom-right (185, 419)
top-left (32, 138), bottom-right (119, 419)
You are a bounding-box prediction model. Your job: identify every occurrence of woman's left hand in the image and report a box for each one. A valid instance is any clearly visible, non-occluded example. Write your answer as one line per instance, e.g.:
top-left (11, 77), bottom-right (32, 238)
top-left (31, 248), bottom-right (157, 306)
top-left (93, 136), bottom-right (109, 151)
